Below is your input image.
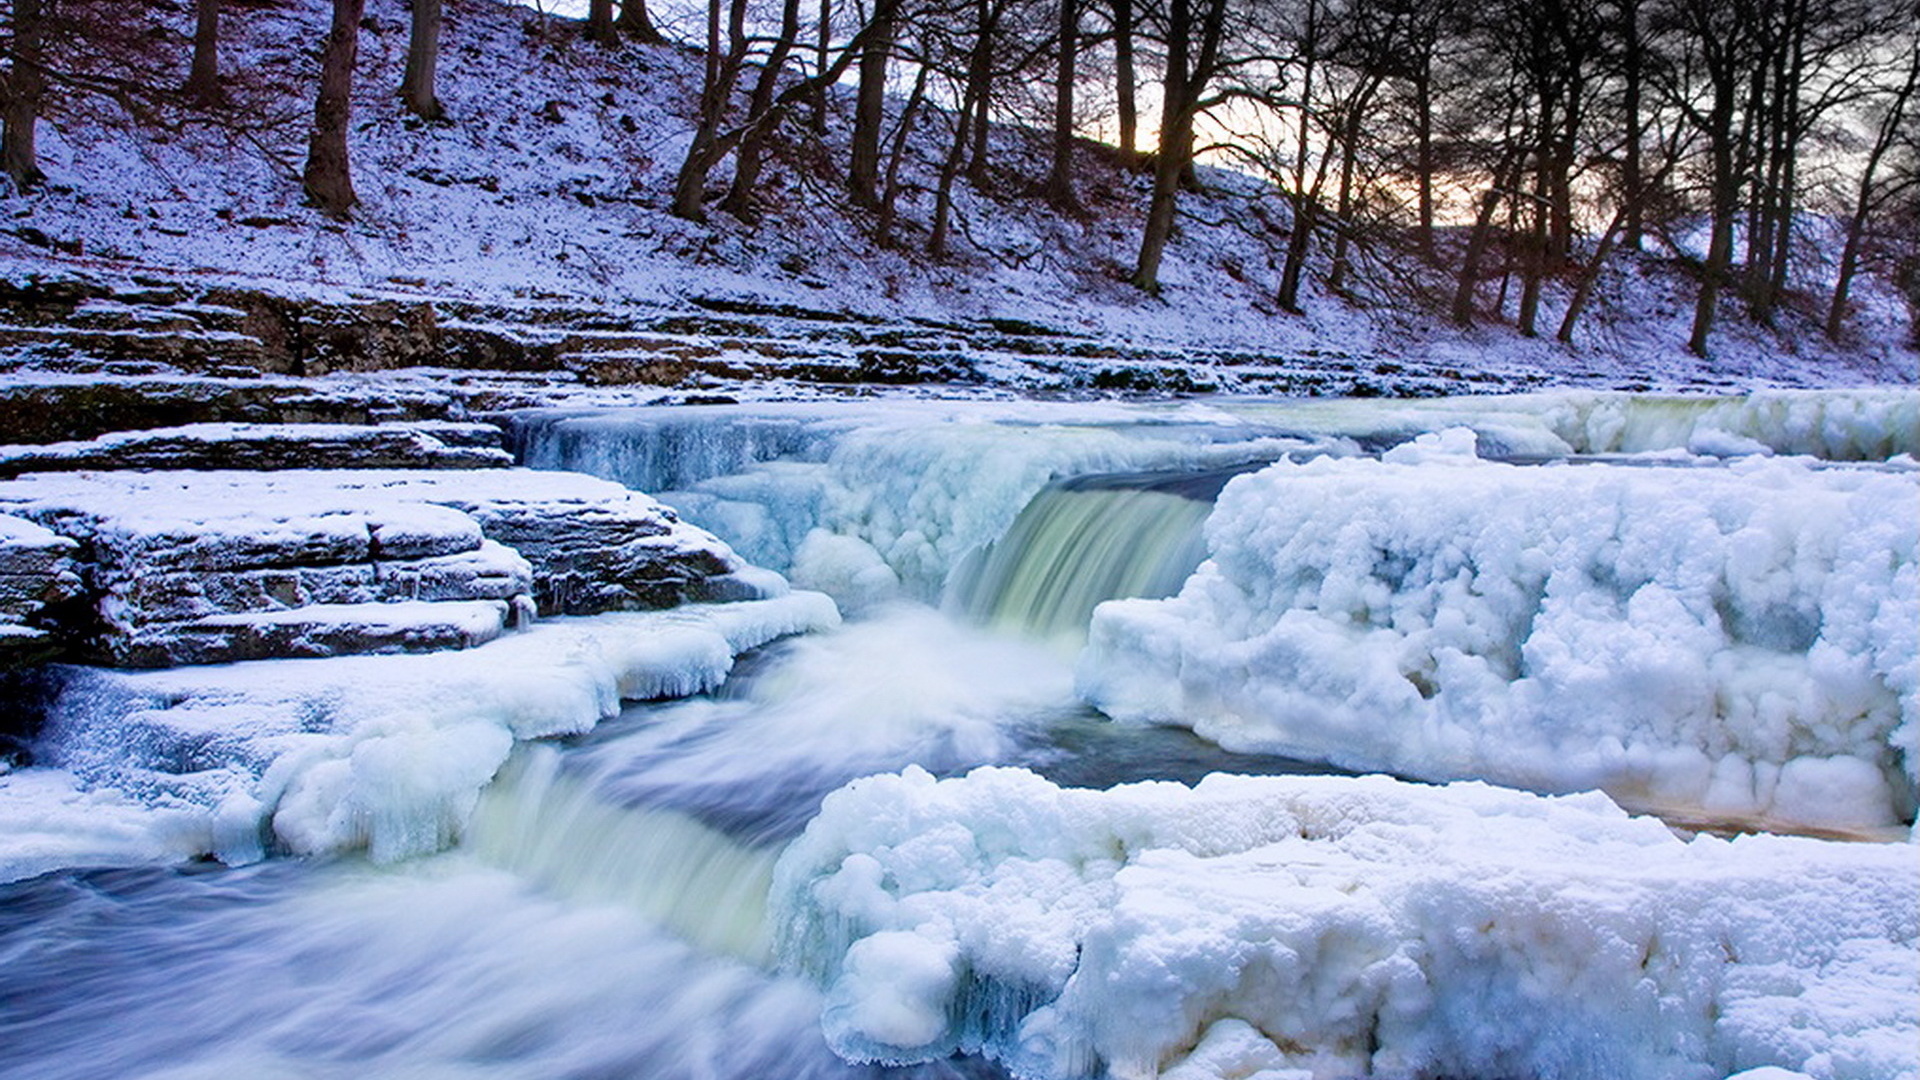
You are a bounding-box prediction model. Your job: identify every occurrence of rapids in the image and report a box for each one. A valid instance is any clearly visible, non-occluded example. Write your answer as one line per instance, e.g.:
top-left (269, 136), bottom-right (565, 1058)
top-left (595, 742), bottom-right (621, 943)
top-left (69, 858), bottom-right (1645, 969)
top-left (2, 389), bottom-right (1915, 1080)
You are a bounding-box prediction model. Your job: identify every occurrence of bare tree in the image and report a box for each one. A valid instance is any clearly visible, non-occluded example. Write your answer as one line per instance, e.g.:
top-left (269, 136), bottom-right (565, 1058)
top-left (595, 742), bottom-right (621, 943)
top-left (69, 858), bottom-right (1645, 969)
top-left (1131, 0), bottom-right (1232, 292)
top-left (1827, 42), bottom-right (1919, 338)
top-left (849, 0), bottom-right (898, 206)
top-left (2, 0), bottom-right (47, 191)
top-left (304, 0), bottom-right (366, 217)
top-left (588, 0), bottom-right (618, 45)
top-left (400, 0), bottom-right (446, 120)
top-left (1110, 0), bottom-right (1138, 160)
top-left (1043, 0), bottom-right (1082, 209)
top-left (184, 0), bottom-right (223, 107)
top-left (722, 0), bottom-right (807, 219)
top-left (618, 0), bottom-right (666, 42)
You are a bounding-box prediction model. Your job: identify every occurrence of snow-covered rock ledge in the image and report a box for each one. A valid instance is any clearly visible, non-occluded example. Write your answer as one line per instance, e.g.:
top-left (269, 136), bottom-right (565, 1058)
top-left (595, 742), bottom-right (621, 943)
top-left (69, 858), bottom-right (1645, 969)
top-left (1079, 434), bottom-right (1920, 838)
top-left (772, 766), bottom-right (1918, 1080)
top-left (1, 592), bottom-right (839, 882)
top-left (0, 467), bottom-right (768, 666)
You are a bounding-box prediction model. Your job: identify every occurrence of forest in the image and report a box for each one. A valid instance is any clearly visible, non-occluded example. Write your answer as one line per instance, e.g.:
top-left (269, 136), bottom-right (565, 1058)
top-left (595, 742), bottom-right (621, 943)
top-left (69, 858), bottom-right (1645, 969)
top-left (2, 0), bottom-right (1916, 355)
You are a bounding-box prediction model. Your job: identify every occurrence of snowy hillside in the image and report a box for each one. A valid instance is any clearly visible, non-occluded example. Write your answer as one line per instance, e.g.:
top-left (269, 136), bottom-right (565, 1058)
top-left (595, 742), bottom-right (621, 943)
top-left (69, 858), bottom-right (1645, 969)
top-left (1, 0), bottom-right (1913, 391)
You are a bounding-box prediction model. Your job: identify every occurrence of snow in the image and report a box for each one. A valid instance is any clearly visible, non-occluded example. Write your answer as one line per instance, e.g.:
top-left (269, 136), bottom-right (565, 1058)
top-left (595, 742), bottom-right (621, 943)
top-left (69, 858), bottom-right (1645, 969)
top-left (1079, 445), bottom-right (1920, 836)
top-left (1, 593), bottom-right (838, 879)
top-left (772, 766), bottom-right (1919, 1080)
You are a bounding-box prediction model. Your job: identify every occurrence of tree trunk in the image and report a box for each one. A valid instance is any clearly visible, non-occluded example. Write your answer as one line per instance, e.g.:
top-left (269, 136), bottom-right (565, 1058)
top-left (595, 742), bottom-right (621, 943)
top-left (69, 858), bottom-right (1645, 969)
top-left (303, 0), bottom-right (366, 217)
top-left (1517, 162), bottom-right (1550, 336)
top-left (1557, 206), bottom-right (1626, 343)
top-left (400, 0), bottom-right (445, 121)
top-left (930, 90), bottom-right (978, 258)
top-left (1451, 150), bottom-right (1523, 326)
top-left (848, 4), bottom-right (894, 208)
top-left (1112, 0), bottom-right (1137, 160)
top-left (1129, 0), bottom-right (1226, 292)
top-left (1763, 1), bottom-right (1806, 321)
top-left (617, 0), bottom-right (665, 43)
top-left (186, 0), bottom-right (223, 106)
top-left (1325, 79), bottom-right (1379, 296)
top-left (1129, 0), bottom-right (1193, 293)
top-left (722, 0), bottom-right (805, 219)
top-left (810, 0), bottom-right (831, 133)
top-left (967, 0), bottom-right (998, 184)
top-left (1621, 0), bottom-right (1644, 248)
top-left (1414, 65), bottom-right (1433, 258)
top-left (671, 0), bottom-right (752, 220)
top-left (588, 0), bottom-right (618, 45)
top-left (1044, 0), bottom-right (1080, 210)
top-left (876, 67), bottom-right (929, 246)
top-left (1276, 200), bottom-right (1316, 313)
top-left (1688, 72), bottom-right (1739, 357)
top-left (2, 0), bottom-right (46, 191)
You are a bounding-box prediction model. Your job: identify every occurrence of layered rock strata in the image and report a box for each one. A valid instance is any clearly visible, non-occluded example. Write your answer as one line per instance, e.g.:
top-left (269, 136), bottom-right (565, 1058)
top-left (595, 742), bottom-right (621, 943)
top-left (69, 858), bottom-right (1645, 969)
top-left (0, 469), bottom-right (758, 666)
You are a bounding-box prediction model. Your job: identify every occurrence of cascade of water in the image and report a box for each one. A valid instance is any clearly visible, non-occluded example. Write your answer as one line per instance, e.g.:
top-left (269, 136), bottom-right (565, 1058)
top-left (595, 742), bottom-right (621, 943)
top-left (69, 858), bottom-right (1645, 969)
top-left (946, 468), bottom-right (1249, 644)
top-left (508, 409), bottom-right (834, 493)
top-left (465, 747), bottom-right (784, 964)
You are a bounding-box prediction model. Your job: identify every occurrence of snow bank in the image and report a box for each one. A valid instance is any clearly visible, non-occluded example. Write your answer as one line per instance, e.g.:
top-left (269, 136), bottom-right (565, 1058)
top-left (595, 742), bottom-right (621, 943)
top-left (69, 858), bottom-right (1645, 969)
top-left (2, 593), bottom-right (837, 880)
top-left (1080, 442), bottom-right (1919, 835)
top-left (772, 766), bottom-right (1919, 1080)
top-left (1526, 389), bottom-right (1920, 459)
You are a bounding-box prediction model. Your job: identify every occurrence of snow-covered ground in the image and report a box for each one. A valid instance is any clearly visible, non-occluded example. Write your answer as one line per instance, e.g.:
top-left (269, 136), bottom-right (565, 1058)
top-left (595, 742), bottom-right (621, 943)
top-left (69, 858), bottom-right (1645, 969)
top-left (2, 0), bottom-right (1913, 391)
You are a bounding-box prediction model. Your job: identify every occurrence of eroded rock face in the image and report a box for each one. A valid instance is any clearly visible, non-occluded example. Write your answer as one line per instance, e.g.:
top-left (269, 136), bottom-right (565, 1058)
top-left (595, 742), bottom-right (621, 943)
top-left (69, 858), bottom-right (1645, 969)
top-left (0, 514), bottom-right (82, 669)
top-left (0, 421), bottom-right (511, 477)
top-left (0, 469), bottom-right (761, 666)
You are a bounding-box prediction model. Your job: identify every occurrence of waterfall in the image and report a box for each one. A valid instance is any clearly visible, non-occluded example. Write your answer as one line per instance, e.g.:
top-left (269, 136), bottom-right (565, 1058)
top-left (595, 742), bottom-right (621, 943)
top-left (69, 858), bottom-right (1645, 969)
top-left (465, 747), bottom-right (783, 964)
top-left (946, 468), bottom-right (1246, 644)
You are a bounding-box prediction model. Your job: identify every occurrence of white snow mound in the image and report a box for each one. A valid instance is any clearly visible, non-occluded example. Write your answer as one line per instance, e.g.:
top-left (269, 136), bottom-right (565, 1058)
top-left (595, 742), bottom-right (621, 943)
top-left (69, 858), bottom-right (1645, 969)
top-left (1079, 451), bottom-right (1920, 835)
top-left (4, 593), bottom-right (838, 880)
top-left (772, 766), bottom-right (1918, 1080)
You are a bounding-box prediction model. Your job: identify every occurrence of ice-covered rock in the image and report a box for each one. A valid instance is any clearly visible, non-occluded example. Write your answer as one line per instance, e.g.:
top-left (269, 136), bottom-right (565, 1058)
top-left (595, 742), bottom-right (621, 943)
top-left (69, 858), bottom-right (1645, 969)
top-left (0, 468), bottom-right (757, 665)
top-left (0, 420), bottom-right (511, 477)
top-left (0, 513), bottom-right (81, 669)
top-left (4, 592), bottom-right (838, 878)
top-left (1079, 451), bottom-right (1920, 836)
top-left (772, 766), bottom-right (1918, 1080)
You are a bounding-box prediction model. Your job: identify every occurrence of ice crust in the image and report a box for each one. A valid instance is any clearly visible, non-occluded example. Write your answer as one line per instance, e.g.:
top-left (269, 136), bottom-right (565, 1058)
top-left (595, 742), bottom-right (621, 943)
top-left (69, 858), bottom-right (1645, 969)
top-left (1079, 440), bottom-right (1920, 835)
top-left (516, 401), bottom-right (1317, 603)
top-left (511, 392), bottom-right (1918, 619)
top-left (772, 766), bottom-right (1919, 1080)
top-left (2, 593), bottom-right (838, 880)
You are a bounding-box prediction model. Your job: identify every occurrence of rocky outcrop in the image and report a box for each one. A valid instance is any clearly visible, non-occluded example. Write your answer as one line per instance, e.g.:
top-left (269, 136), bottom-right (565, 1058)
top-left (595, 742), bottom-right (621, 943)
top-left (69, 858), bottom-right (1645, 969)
top-left (0, 421), bottom-right (511, 478)
top-left (0, 514), bottom-right (82, 669)
top-left (0, 469), bottom-right (764, 667)
top-left (0, 374), bottom-right (471, 445)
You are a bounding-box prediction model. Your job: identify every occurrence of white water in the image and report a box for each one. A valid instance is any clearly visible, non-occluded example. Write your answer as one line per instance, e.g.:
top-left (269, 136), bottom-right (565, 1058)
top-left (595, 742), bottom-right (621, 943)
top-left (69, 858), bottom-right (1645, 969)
top-left (3, 390), bottom-right (1915, 1080)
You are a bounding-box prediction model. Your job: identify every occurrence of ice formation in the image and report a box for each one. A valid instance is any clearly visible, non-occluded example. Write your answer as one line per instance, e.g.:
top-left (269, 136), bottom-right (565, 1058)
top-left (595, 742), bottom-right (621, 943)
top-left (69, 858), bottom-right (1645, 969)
top-left (772, 766), bottom-right (1919, 1080)
top-left (512, 401), bottom-right (1314, 603)
top-left (1080, 437), bottom-right (1920, 835)
top-left (2, 593), bottom-right (837, 880)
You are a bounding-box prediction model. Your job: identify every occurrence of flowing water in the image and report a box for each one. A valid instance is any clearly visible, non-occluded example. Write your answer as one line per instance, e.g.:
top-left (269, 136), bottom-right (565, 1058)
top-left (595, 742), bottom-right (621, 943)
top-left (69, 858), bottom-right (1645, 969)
top-left (0, 409), bottom-right (1342, 1080)
top-left (2, 392), bottom-right (1914, 1080)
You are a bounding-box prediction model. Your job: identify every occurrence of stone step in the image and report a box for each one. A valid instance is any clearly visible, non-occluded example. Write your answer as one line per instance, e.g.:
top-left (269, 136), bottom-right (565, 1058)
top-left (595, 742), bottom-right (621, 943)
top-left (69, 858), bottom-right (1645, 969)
top-left (0, 323), bottom-right (274, 371)
top-left (0, 421), bottom-right (512, 478)
top-left (122, 599), bottom-right (515, 667)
